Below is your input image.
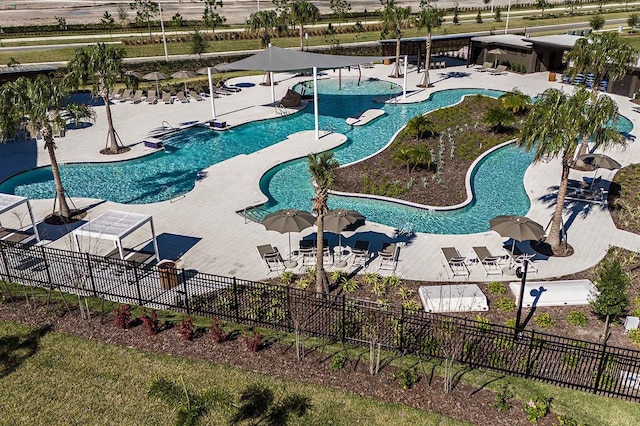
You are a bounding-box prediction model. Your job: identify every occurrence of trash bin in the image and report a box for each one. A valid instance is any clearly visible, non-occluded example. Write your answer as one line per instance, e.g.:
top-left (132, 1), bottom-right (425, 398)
top-left (548, 72), bottom-right (557, 82)
top-left (158, 260), bottom-right (179, 290)
top-left (383, 58), bottom-right (391, 65)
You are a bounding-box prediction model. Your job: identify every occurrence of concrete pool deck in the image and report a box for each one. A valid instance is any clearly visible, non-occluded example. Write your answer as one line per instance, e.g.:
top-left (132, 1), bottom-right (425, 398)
top-left (1, 62), bottom-right (640, 282)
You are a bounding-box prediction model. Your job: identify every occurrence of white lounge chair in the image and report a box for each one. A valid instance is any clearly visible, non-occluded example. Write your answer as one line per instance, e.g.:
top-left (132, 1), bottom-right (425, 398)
top-left (476, 62), bottom-right (494, 72)
top-left (441, 247), bottom-right (469, 278)
top-left (490, 65), bottom-right (508, 75)
top-left (188, 90), bottom-right (203, 101)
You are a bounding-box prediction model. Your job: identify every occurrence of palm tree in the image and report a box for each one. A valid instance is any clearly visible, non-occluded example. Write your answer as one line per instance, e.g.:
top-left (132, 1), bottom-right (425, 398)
top-left (0, 76), bottom-right (73, 219)
top-left (498, 89), bottom-right (531, 114)
top-left (65, 43), bottom-right (126, 155)
top-left (307, 152), bottom-right (339, 295)
top-left (518, 88), bottom-right (625, 253)
top-left (379, 0), bottom-right (412, 78)
top-left (415, 0), bottom-right (443, 88)
top-left (247, 10), bottom-right (278, 86)
top-left (483, 106), bottom-right (515, 132)
top-left (290, 0), bottom-right (320, 51)
top-left (404, 115), bottom-right (436, 140)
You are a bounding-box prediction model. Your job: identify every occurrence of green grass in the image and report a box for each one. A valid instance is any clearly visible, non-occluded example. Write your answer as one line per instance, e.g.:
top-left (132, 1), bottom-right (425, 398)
top-left (0, 320), bottom-right (466, 426)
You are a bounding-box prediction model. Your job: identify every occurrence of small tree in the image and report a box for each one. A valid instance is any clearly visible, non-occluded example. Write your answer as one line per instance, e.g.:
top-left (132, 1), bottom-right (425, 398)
top-left (498, 89), bottom-right (531, 114)
top-left (536, 0), bottom-right (551, 18)
top-left (591, 258), bottom-right (630, 341)
top-left (129, 0), bottom-right (158, 40)
top-left (101, 11), bottom-right (115, 38)
top-left (202, 0), bottom-right (225, 33)
top-left (628, 13), bottom-right (639, 32)
top-left (590, 14), bottom-right (605, 31)
top-left (476, 10), bottom-right (483, 24)
top-left (494, 8), bottom-right (501, 22)
top-left (329, 0), bottom-right (351, 24)
top-left (191, 30), bottom-right (208, 57)
top-left (172, 12), bottom-right (184, 27)
top-left (483, 107), bottom-right (515, 132)
top-left (453, 3), bottom-right (460, 25)
top-left (117, 4), bottom-right (129, 27)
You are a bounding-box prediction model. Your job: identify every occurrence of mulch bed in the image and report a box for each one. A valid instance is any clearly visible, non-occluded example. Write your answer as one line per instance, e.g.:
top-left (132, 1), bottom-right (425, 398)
top-left (0, 297), bottom-right (558, 426)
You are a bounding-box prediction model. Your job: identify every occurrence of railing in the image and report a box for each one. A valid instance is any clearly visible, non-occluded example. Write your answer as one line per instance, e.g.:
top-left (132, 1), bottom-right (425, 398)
top-left (0, 239), bottom-right (639, 401)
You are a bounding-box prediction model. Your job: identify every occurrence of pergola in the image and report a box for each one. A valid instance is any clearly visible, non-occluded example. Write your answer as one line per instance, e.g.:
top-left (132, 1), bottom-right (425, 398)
top-left (219, 46), bottom-right (389, 140)
top-left (72, 210), bottom-right (159, 262)
top-left (0, 193), bottom-right (40, 242)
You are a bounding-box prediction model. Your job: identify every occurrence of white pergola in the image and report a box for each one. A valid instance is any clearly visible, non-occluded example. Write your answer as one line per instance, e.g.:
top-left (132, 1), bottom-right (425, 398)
top-left (0, 193), bottom-right (40, 242)
top-left (72, 210), bottom-right (159, 262)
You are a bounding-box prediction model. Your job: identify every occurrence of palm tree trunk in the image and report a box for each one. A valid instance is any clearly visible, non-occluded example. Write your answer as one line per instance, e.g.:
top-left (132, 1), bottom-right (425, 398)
top-left (418, 33), bottom-right (432, 88)
top-left (102, 90), bottom-right (119, 154)
top-left (43, 127), bottom-right (72, 219)
top-left (299, 27), bottom-right (304, 51)
top-left (577, 134), bottom-right (590, 158)
top-left (547, 163), bottom-right (571, 251)
top-left (315, 215), bottom-right (329, 295)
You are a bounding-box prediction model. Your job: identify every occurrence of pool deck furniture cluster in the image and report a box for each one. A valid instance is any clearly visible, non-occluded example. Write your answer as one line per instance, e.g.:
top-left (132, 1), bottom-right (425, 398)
top-left (2, 62), bottom-right (640, 283)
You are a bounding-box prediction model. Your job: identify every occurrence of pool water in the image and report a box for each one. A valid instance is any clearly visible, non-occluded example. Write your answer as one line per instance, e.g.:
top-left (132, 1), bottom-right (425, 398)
top-left (0, 79), bottom-right (632, 234)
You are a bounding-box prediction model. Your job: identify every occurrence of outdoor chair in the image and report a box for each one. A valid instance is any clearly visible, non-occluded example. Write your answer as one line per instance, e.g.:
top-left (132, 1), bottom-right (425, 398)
top-left (351, 240), bottom-right (370, 267)
top-left (377, 242), bottom-right (400, 272)
top-left (472, 246), bottom-right (503, 277)
top-left (146, 91), bottom-right (158, 104)
top-left (257, 244), bottom-right (285, 274)
top-left (162, 91), bottom-right (174, 104)
top-left (188, 90), bottom-right (203, 101)
top-left (129, 90), bottom-right (144, 104)
top-left (441, 247), bottom-right (469, 278)
top-left (490, 65), bottom-right (507, 75)
top-left (109, 87), bottom-right (121, 100)
top-left (176, 92), bottom-right (189, 103)
top-left (118, 88), bottom-right (132, 102)
top-left (476, 62), bottom-right (494, 72)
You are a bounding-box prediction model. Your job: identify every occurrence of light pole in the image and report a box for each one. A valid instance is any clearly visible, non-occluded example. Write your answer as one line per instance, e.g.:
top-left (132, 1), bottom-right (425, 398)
top-left (514, 260), bottom-right (529, 340)
top-left (158, 0), bottom-right (169, 62)
top-left (505, 0), bottom-right (512, 34)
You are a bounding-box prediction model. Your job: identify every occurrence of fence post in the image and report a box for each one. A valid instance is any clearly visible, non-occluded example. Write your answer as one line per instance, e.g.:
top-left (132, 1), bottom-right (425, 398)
top-left (133, 264), bottom-right (142, 306)
top-left (233, 276), bottom-right (240, 322)
top-left (525, 330), bottom-right (535, 378)
top-left (399, 305), bottom-right (405, 353)
top-left (40, 246), bottom-right (53, 286)
top-left (181, 268), bottom-right (190, 314)
top-left (460, 318), bottom-right (468, 363)
top-left (86, 253), bottom-right (97, 297)
top-left (0, 242), bottom-right (14, 284)
top-left (341, 294), bottom-right (346, 344)
top-left (593, 341), bottom-right (609, 395)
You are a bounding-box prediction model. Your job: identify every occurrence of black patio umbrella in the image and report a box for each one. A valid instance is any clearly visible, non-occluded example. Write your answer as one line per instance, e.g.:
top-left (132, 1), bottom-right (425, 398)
top-left (261, 209), bottom-right (316, 267)
top-left (489, 215), bottom-right (545, 254)
top-left (324, 209), bottom-right (366, 266)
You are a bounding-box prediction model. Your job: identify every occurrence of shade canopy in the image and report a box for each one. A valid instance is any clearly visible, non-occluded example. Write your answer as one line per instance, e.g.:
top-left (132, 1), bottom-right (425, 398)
top-left (72, 210), bottom-right (159, 262)
top-left (489, 215), bottom-right (545, 242)
top-left (143, 72), bottom-right (168, 81)
top-left (171, 70), bottom-right (197, 79)
top-left (577, 153), bottom-right (621, 170)
top-left (323, 209), bottom-right (365, 234)
top-left (221, 45), bottom-right (385, 72)
top-left (261, 209), bottom-right (316, 234)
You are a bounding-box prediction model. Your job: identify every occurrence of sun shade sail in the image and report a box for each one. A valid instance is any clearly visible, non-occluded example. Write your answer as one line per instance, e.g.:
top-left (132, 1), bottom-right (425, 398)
top-left (0, 193), bottom-right (40, 241)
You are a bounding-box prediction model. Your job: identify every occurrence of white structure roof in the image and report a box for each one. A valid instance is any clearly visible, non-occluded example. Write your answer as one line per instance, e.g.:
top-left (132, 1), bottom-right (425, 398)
top-left (0, 193), bottom-right (40, 241)
top-left (419, 284), bottom-right (489, 313)
top-left (73, 210), bottom-right (159, 261)
top-left (471, 34), bottom-right (533, 49)
top-left (526, 34), bottom-right (582, 49)
top-left (509, 279), bottom-right (597, 307)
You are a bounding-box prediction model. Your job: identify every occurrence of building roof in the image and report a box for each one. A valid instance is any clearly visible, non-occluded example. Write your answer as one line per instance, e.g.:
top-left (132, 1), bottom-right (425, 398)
top-left (379, 33), bottom-right (482, 44)
top-left (0, 64), bottom-right (58, 76)
top-left (470, 34), bottom-right (533, 49)
top-left (526, 34), bottom-right (583, 49)
top-left (73, 210), bottom-right (153, 241)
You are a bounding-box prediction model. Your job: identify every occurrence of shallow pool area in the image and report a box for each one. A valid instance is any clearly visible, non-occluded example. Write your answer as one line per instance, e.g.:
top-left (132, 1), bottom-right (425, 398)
top-left (0, 78), bottom-right (633, 235)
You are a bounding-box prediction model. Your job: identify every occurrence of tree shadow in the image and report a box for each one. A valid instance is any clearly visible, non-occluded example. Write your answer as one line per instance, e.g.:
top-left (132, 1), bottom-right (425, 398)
top-left (0, 324), bottom-right (52, 379)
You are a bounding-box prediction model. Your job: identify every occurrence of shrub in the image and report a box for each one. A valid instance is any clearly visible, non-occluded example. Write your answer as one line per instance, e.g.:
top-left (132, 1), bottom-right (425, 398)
top-left (383, 275), bottom-right (401, 289)
top-left (567, 311), bottom-right (589, 327)
top-left (475, 314), bottom-right (492, 331)
top-left (330, 352), bottom-right (347, 371)
top-left (487, 281), bottom-right (507, 294)
top-left (296, 278), bottom-right (311, 290)
top-left (210, 317), bottom-right (229, 343)
top-left (371, 279), bottom-right (387, 297)
top-left (362, 272), bottom-right (380, 286)
top-left (494, 336), bottom-right (515, 350)
top-left (505, 318), bottom-right (517, 329)
top-left (403, 299), bottom-right (421, 313)
top-left (557, 414), bottom-right (587, 426)
top-left (243, 327), bottom-right (263, 352)
top-left (534, 313), bottom-right (555, 329)
top-left (629, 329), bottom-right (640, 348)
top-left (523, 397), bottom-right (551, 424)
top-left (330, 269), bottom-right (345, 282)
top-left (493, 383), bottom-right (514, 412)
top-left (392, 368), bottom-right (419, 390)
top-left (563, 353), bottom-right (580, 370)
top-left (140, 309), bottom-right (159, 335)
top-left (280, 271), bottom-right (295, 285)
top-left (496, 297), bottom-right (515, 312)
top-left (340, 277), bottom-right (359, 294)
top-left (178, 316), bottom-right (194, 341)
top-left (396, 285), bottom-right (414, 301)
top-left (113, 304), bottom-right (131, 330)
top-left (591, 258), bottom-right (630, 321)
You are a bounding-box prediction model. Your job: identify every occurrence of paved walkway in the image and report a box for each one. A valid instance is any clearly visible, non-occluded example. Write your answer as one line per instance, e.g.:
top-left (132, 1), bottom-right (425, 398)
top-left (1, 62), bottom-right (640, 283)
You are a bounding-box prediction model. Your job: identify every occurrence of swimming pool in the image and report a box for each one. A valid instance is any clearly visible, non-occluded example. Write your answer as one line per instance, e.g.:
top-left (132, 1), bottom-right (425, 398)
top-left (0, 79), bottom-right (632, 234)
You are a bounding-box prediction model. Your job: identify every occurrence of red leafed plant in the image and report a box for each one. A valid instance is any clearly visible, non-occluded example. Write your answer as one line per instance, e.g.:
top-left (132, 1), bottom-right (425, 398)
top-left (211, 317), bottom-right (229, 343)
top-left (242, 326), bottom-right (263, 352)
top-left (178, 316), bottom-right (194, 341)
top-left (140, 309), bottom-right (159, 336)
top-left (113, 304), bottom-right (131, 330)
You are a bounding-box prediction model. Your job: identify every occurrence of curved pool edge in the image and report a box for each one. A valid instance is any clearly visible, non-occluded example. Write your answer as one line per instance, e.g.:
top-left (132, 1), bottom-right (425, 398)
top-left (330, 139), bottom-right (518, 212)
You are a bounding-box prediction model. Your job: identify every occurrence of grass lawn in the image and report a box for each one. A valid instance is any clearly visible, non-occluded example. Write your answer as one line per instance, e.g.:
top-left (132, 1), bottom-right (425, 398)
top-left (0, 320), bottom-right (467, 426)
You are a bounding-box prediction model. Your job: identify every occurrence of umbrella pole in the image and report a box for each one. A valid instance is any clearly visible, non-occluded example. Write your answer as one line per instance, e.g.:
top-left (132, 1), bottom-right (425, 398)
top-left (288, 232), bottom-right (292, 262)
top-left (208, 67), bottom-right (216, 119)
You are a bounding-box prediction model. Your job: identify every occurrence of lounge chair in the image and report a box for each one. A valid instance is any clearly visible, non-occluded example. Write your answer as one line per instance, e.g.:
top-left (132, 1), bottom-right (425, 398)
top-left (472, 246), bottom-right (503, 277)
top-left (476, 62), bottom-right (494, 72)
top-left (188, 90), bottom-right (203, 101)
top-left (257, 244), bottom-right (285, 274)
top-left (118, 88), bottom-right (132, 102)
top-left (377, 242), bottom-right (400, 272)
top-left (490, 65), bottom-right (508, 75)
top-left (441, 247), bottom-right (469, 278)
top-left (162, 91), bottom-right (174, 104)
top-left (129, 89), bottom-right (144, 104)
top-left (0, 226), bottom-right (37, 244)
top-left (176, 92), bottom-right (189, 103)
top-left (109, 87), bottom-right (121, 100)
top-left (146, 91), bottom-right (158, 104)
top-left (351, 240), bottom-right (370, 266)
top-left (220, 83), bottom-right (241, 93)
top-left (298, 239), bottom-right (330, 266)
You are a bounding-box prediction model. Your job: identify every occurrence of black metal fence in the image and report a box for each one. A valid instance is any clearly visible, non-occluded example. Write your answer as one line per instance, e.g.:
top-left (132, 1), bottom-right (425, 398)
top-left (1, 240), bottom-right (639, 400)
